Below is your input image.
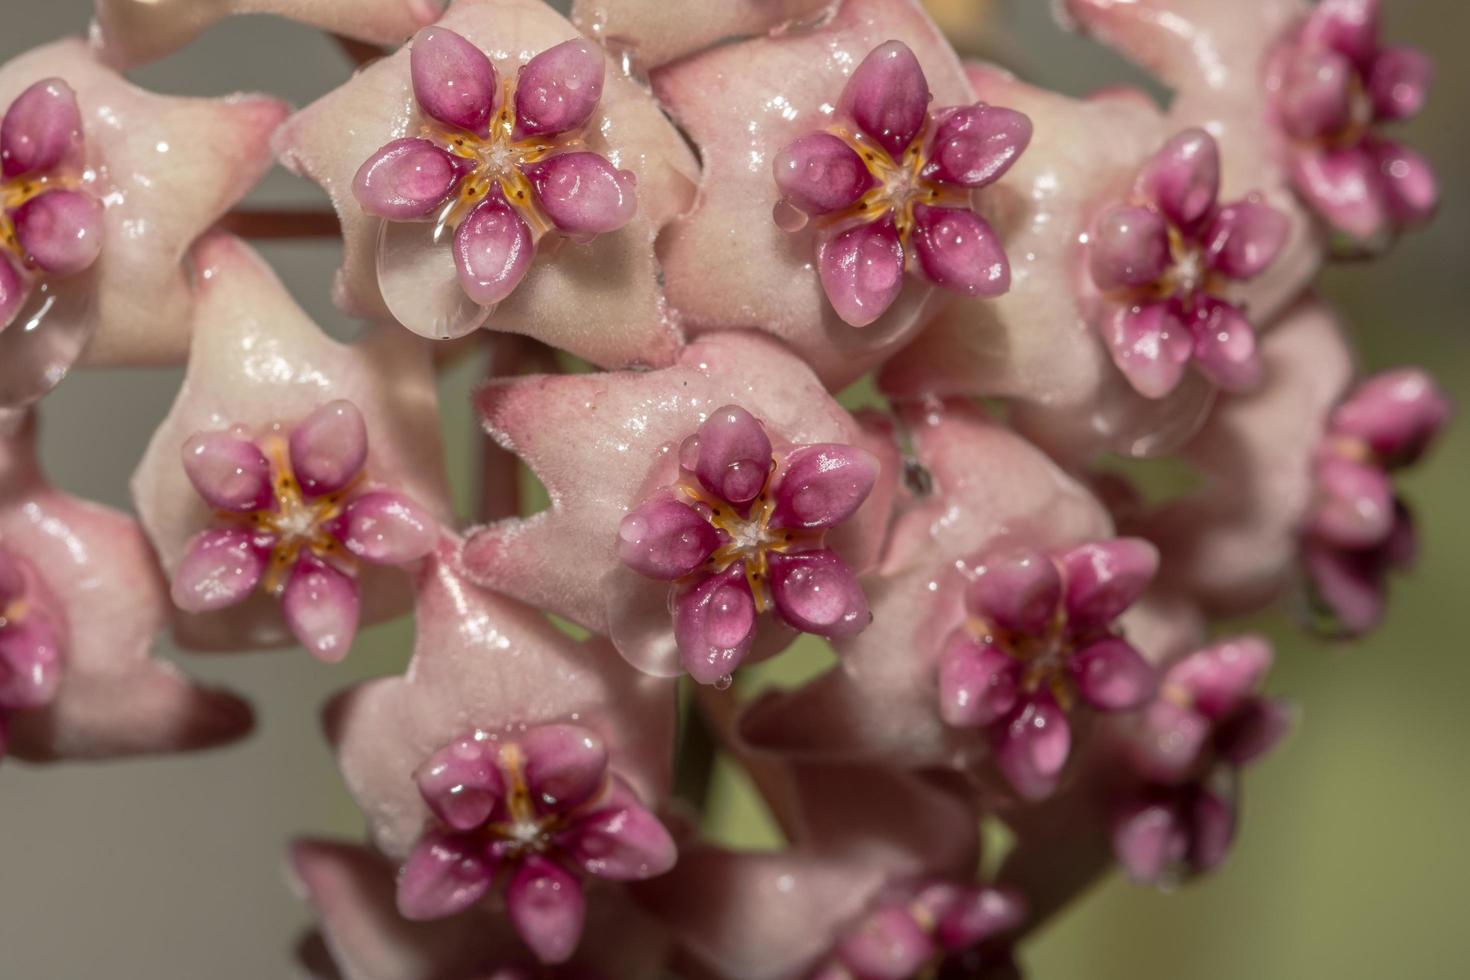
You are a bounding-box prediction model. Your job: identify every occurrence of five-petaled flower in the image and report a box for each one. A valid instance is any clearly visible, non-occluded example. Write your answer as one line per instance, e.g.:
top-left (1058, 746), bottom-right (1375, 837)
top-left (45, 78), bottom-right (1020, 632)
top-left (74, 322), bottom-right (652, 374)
top-left (397, 723), bottom-right (676, 965)
top-left (1085, 129), bottom-right (1289, 400)
top-left (810, 880), bottom-right (1025, 980)
top-left (937, 539), bottom-right (1159, 800)
top-left (353, 27), bottom-right (636, 330)
top-left (0, 547), bottom-right (63, 759)
top-left (1270, 0), bottom-right (1436, 248)
top-left (616, 405), bottom-right (878, 685)
top-left (1303, 367), bottom-right (1451, 636)
top-left (772, 40), bottom-right (1031, 327)
top-left (0, 78), bottom-right (104, 332)
top-left (1114, 636), bottom-right (1293, 886)
top-left (171, 400), bottom-right (436, 662)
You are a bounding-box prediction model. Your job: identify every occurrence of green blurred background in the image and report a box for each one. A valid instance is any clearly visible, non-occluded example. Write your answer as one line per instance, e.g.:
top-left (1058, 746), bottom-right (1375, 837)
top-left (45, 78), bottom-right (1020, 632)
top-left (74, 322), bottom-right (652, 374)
top-left (0, 2), bottom-right (1465, 978)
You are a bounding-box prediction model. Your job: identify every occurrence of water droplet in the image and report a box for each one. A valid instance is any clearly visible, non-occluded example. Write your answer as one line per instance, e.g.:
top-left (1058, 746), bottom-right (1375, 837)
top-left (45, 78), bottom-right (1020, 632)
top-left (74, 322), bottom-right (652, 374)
top-left (712, 673), bottom-right (733, 691)
top-left (376, 217), bottom-right (491, 340)
top-left (772, 198), bottom-right (808, 233)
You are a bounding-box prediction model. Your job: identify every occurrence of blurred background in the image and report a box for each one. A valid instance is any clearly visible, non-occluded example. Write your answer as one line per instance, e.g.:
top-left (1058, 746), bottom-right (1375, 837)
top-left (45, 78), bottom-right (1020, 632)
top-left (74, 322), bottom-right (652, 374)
top-left (0, 1), bottom-right (1465, 977)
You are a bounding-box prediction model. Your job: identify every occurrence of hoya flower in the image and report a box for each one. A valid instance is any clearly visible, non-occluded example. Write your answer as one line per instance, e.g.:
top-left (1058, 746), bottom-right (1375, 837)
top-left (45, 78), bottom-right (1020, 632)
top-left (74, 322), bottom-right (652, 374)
top-left (353, 28), bottom-right (638, 330)
top-left (464, 332), bottom-right (895, 682)
top-left (616, 405), bottom-right (877, 684)
top-left (327, 543), bottom-right (676, 966)
top-left (651, 0), bottom-right (985, 387)
top-left (1114, 636), bottom-right (1293, 885)
top-left (770, 40), bottom-right (1030, 327)
top-left (569, 0), bottom-right (837, 70)
top-left (275, 0), bottom-right (697, 367)
top-left (937, 538), bottom-right (1159, 800)
top-left (1302, 367), bottom-right (1451, 635)
top-left (1269, 0), bottom-right (1436, 246)
top-left (92, 0), bottom-right (444, 69)
top-left (1, 411), bottom-right (252, 761)
top-left (132, 235), bottom-right (450, 654)
top-left (0, 41), bottom-right (286, 410)
top-left (879, 68), bottom-right (1226, 463)
top-left (1084, 128), bottom-right (1287, 399)
top-left (291, 838), bottom-right (669, 980)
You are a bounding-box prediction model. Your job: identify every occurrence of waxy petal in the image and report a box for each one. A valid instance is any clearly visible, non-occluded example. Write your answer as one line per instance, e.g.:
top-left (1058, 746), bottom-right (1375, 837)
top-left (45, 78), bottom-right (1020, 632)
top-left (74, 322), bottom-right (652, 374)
top-left (769, 443), bottom-right (879, 530)
top-left (170, 528), bottom-right (267, 614)
top-left (1060, 538), bottom-right (1158, 632)
top-left (523, 151), bottom-right (637, 238)
top-left (290, 400), bottom-right (368, 498)
top-left (843, 40), bottom-right (931, 157)
top-left (0, 617), bottom-right (64, 711)
top-left (507, 857), bottom-right (586, 964)
top-left (411, 27), bottom-right (497, 135)
top-left (1370, 139), bottom-right (1438, 228)
top-left (994, 694), bottom-right (1071, 801)
top-left (818, 216), bottom-right (906, 328)
top-left (766, 550), bottom-right (870, 639)
top-left (672, 565), bottom-right (757, 685)
top-left (1188, 299), bottom-right (1262, 392)
top-left (1291, 146), bottom-right (1387, 243)
top-left (1368, 46), bottom-right (1431, 121)
top-left (773, 132), bottom-right (876, 216)
top-left (0, 257), bottom-right (24, 332)
top-left (1302, 0), bottom-right (1381, 68)
top-left (563, 798), bottom-right (677, 880)
top-left (1189, 786), bottom-right (1237, 874)
top-left (514, 39), bottom-right (605, 139)
top-left (1203, 197), bottom-right (1289, 280)
top-left (965, 547), bottom-right (1062, 636)
top-left (336, 491), bottom-right (437, 565)
top-left (11, 190), bottom-right (104, 277)
top-left (1276, 50), bottom-right (1355, 140)
top-left (1113, 798), bottom-right (1187, 885)
top-left (909, 204), bottom-right (1010, 297)
top-left (1071, 638), bottom-right (1156, 711)
top-left (416, 734), bottom-right (506, 831)
top-left (1, 78), bottom-right (81, 178)
top-left (1165, 636), bottom-right (1273, 721)
top-left (520, 723), bottom-right (608, 814)
top-left (397, 832), bottom-right (495, 921)
top-left (1312, 455), bottom-right (1395, 549)
top-left (1304, 540), bottom-right (1387, 635)
top-left (692, 405), bottom-right (773, 507)
top-left (1330, 367), bottom-right (1451, 467)
top-left (617, 497), bottom-right (722, 581)
top-left (835, 906), bottom-right (934, 979)
top-left (1088, 205), bottom-right (1170, 291)
top-left (922, 103), bottom-right (1032, 188)
top-left (282, 554), bottom-right (361, 663)
top-left (1136, 129), bottom-right (1219, 230)
top-left (932, 885), bottom-right (1027, 952)
top-left (937, 632), bottom-right (1019, 729)
top-left (1217, 697), bottom-right (1294, 769)
top-left (353, 137), bottom-right (471, 220)
top-left (454, 193), bottom-right (534, 308)
top-left (180, 431), bottom-right (273, 513)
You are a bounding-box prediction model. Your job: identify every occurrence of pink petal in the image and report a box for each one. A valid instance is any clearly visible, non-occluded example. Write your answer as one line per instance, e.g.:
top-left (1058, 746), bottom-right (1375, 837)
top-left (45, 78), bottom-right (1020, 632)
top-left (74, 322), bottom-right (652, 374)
top-left (769, 443), bottom-right (879, 530)
top-left (1217, 697), bottom-right (1295, 769)
top-left (1276, 50), bottom-right (1355, 141)
top-left (335, 491), bottom-right (437, 565)
top-left (415, 734), bottom-right (506, 831)
top-left (180, 431), bottom-right (273, 512)
top-left (506, 857), bottom-right (587, 965)
top-left (1112, 797), bottom-right (1188, 885)
top-left (1304, 541), bottom-right (1387, 636)
top-left (909, 204), bottom-right (1010, 297)
top-left (1188, 298), bottom-right (1262, 392)
top-left (1302, 0), bottom-right (1381, 68)
top-left (1, 78), bottom-right (81, 179)
top-left (921, 103), bottom-right (1032, 188)
top-left (1059, 538), bottom-right (1158, 632)
top-left (521, 151), bottom-right (637, 238)
top-left (842, 40), bottom-right (931, 157)
top-left (1311, 455), bottom-right (1395, 549)
top-left (353, 138), bottom-right (472, 220)
top-left (835, 906), bottom-right (934, 979)
top-left (290, 400), bottom-right (368, 497)
top-left (1330, 367), bottom-right (1451, 467)
top-left (0, 616), bottom-right (63, 711)
top-left (766, 550), bottom-right (869, 639)
top-left (994, 694), bottom-right (1071, 801)
top-left (1165, 636), bottom-right (1273, 721)
top-left (1369, 139), bottom-right (1438, 228)
top-left (0, 256), bottom-right (24, 332)
top-left (519, 723), bottom-right (609, 814)
top-left (282, 554), bottom-right (361, 663)
top-left (691, 405), bottom-right (773, 507)
top-left (672, 565), bottom-right (757, 685)
top-left (932, 885), bottom-right (1027, 952)
top-left (772, 132), bottom-right (875, 216)
top-left (965, 547), bottom-right (1063, 636)
top-left (1132, 700), bottom-right (1213, 784)
top-left (410, 27), bottom-right (497, 135)
top-left (396, 832), bottom-right (495, 920)
top-left (937, 632), bottom-right (1019, 729)
top-left (1103, 301), bottom-right (1194, 399)
top-left (454, 192), bottom-right (534, 307)
top-left (170, 528), bottom-right (267, 613)
top-left (616, 497), bottom-right (722, 581)
top-left (514, 39), bottom-right (606, 139)
top-left (818, 216), bottom-right (905, 328)
top-left (1088, 205), bottom-right (1170, 291)
top-left (1203, 197), bottom-right (1289, 280)
top-left (562, 794), bottom-right (677, 880)
top-left (1070, 637), bottom-right (1156, 711)
top-left (1291, 145), bottom-right (1387, 243)
top-left (1189, 787), bottom-right (1236, 874)
top-left (11, 190), bottom-right (103, 277)
top-left (1368, 46), bottom-right (1431, 121)
top-left (1136, 128), bottom-right (1219, 230)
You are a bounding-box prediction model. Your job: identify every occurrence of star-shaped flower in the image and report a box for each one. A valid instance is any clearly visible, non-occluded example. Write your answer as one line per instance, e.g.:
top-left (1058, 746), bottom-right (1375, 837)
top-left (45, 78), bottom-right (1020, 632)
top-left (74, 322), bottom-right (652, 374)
top-left (0, 40), bottom-right (287, 408)
top-left (0, 411), bottom-right (252, 761)
top-left (131, 234), bottom-right (451, 655)
top-left (568, 0), bottom-right (838, 70)
top-left (274, 0), bottom-right (698, 368)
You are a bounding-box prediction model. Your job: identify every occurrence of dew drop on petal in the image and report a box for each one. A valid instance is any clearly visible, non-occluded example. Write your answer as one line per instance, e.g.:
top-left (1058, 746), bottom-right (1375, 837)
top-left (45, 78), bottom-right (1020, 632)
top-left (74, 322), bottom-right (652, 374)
top-left (713, 673), bottom-right (734, 691)
top-left (376, 216), bottom-right (492, 340)
top-left (772, 199), bottom-right (808, 233)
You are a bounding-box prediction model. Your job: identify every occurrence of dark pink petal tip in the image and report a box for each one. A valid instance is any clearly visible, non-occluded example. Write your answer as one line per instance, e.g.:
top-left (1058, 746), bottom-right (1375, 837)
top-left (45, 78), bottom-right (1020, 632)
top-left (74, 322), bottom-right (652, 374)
top-left (281, 554), bottom-right (360, 663)
top-left (181, 431), bottom-right (273, 512)
top-left (938, 632), bottom-right (1019, 729)
top-left (772, 132), bottom-right (874, 216)
top-left (1112, 798), bottom-right (1187, 885)
top-left (1189, 299), bottom-right (1262, 392)
top-left (335, 491), bottom-right (437, 565)
top-left (519, 723), bottom-right (608, 814)
top-left (933, 885), bottom-right (1028, 951)
top-left (1331, 367), bottom-right (1452, 466)
top-left (1071, 638), bottom-right (1156, 711)
top-left (514, 39), bottom-right (606, 139)
top-left (506, 856), bottom-right (587, 964)
top-left (995, 694), bottom-right (1071, 801)
top-left (1060, 538), bottom-right (1158, 631)
top-left (0, 257), bottom-right (24, 331)
top-left (836, 906), bottom-right (934, 979)
top-left (818, 216), bottom-right (905, 327)
top-left (11, 190), bottom-right (103, 277)
top-left (769, 443), bottom-right (878, 530)
top-left (396, 832), bottom-right (495, 920)
top-left (289, 400), bottom-right (368, 497)
top-left (692, 405), bottom-right (772, 506)
top-left (966, 548), bottom-right (1062, 636)
top-left (1203, 197), bottom-right (1289, 280)
top-left (416, 735), bottom-right (505, 831)
top-left (1138, 129), bottom-right (1220, 229)
top-left (522, 151), bottom-right (637, 238)
top-left (454, 192), bottom-right (534, 307)
top-left (923, 103), bottom-right (1032, 188)
top-left (1105, 301), bottom-right (1194, 399)
top-left (910, 204), bottom-right (1010, 297)
top-left (564, 797), bottom-right (677, 880)
top-left (1165, 636), bottom-right (1273, 720)
top-left (353, 138), bottom-right (471, 220)
top-left (1311, 455), bottom-right (1394, 549)
top-left (672, 565), bottom-right (757, 685)
top-left (1368, 47), bottom-right (1431, 122)
top-left (0, 617), bottom-right (63, 711)
top-left (617, 497), bottom-right (721, 580)
top-left (1, 78), bottom-right (82, 179)
top-left (766, 549), bottom-right (869, 639)
top-left (410, 27), bottom-right (497, 135)
top-left (171, 528), bottom-right (267, 613)
top-left (843, 40), bottom-right (931, 158)
top-left (1089, 205), bottom-right (1169, 291)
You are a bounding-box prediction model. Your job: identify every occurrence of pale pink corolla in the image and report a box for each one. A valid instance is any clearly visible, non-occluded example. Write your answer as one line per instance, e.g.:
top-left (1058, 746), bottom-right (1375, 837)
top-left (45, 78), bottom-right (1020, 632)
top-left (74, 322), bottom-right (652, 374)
top-left (1, 411), bottom-right (252, 761)
top-left (274, 0), bottom-right (697, 366)
top-left (569, 0), bottom-right (837, 70)
top-left (464, 331), bottom-right (896, 682)
top-left (132, 235), bottom-right (451, 653)
top-left (0, 41), bottom-right (286, 409)
top-left (327, 542), bottom-right (677, 965)
top-left (650, 0), bottom-right (983, 388)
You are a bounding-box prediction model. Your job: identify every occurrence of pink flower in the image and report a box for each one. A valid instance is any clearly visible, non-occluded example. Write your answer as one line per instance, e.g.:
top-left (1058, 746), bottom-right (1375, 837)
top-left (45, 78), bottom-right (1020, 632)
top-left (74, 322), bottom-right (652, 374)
top-left (0, 547), bottom-right (64, 759)
top-left (1270, 0), bottom-right (1437, 247)
top-left (1085, 129), bottom-right (1287, 399)
top-left (617, 405), bottom-right (877, 684)
top-left (771, 40), bottom-right (1030, 327)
